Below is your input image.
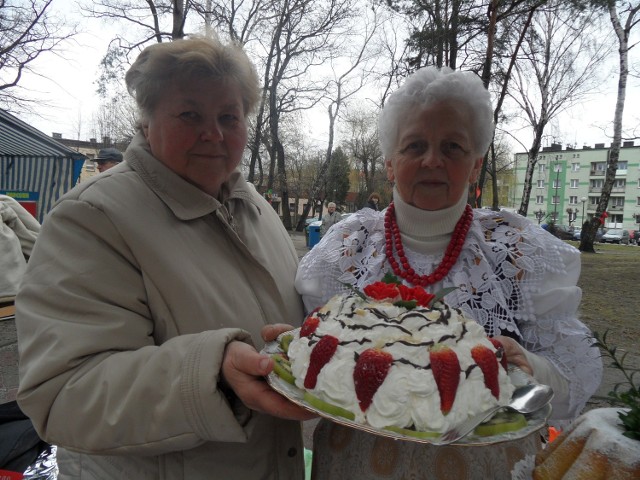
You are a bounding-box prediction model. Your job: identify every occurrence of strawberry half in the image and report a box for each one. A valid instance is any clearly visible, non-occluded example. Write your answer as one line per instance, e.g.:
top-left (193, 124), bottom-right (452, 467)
top-left (489, 337), bottom-right (508, 371)
top-left (429, 344), bottom-right (461, 415)
top-left (353, 349), bottom-right (394, 412)
top-left (304, 335), bottom-right (339, 389)
top-left (472, 344), bottom-right (500, 399)
top-left (300, 310), bottom-right (321, 338)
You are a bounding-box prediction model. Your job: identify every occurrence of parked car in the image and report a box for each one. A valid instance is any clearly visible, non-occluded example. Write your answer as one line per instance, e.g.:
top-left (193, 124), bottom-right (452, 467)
top-left (573, 228), bottom-right (604, 242)
top-left (601, 228), bottom-right (630, 244)
top-left (548, 224), bottom-right (575, 241)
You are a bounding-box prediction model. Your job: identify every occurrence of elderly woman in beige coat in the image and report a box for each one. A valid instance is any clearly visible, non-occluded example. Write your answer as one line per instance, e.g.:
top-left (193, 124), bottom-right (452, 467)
top-left (16, 37), bottom-right (313, 479)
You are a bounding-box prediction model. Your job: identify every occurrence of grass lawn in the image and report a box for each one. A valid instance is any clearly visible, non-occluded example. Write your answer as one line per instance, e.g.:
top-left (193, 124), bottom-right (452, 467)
top-left (569, 241), bottom-right (640, 349)
top-left (565, 240), bottom-right (640, 405)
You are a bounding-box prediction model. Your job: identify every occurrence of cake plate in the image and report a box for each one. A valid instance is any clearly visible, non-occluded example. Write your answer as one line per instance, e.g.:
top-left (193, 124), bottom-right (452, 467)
top-left (262, 330), bottom-right (552, 446)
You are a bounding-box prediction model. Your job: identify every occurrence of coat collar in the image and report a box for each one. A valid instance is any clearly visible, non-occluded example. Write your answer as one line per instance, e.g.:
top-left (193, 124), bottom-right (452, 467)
top-left (123, 131), bottom-right (260, 220)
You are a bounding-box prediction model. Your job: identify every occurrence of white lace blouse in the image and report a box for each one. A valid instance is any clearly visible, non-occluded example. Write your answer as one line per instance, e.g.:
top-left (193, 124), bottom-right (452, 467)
top-left (295, 194), bottom-right (602, 422)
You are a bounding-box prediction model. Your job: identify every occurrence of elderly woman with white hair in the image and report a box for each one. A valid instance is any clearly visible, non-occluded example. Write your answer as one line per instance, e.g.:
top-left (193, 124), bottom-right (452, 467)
top-left (289, 66), bottom-right (602, 479)
top-left (319, 201), bottom-right (341, 237)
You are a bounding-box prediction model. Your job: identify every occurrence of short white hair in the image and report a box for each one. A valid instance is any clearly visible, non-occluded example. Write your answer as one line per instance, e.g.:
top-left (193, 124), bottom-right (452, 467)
top-left (327, 202), bottom-right (336, 208)
top-left (378, 66), bottom-right (494, 159)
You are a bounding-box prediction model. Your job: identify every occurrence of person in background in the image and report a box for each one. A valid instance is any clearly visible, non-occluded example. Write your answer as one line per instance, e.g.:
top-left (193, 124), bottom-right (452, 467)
top-left (364, 192), bottom-right (380, 211)
top-left (319, 201), bottom-right (341, 237)
top-left (0, 195), bottom-right (40, 301)
top-left (94, 147), bottom-right (124, 173)
top-left (289, 66), bottom-right (602, 478)
top-left (16, 36), bottom-right (312, 480)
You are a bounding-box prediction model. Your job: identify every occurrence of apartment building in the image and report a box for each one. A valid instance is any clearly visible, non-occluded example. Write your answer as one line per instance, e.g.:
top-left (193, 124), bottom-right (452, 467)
top-left (511, 141), bottom-right (640, 229)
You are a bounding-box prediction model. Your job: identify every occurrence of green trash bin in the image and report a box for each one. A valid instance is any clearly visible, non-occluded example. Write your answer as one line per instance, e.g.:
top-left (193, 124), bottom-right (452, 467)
top-left (308, 222), bottom-right (321, 248)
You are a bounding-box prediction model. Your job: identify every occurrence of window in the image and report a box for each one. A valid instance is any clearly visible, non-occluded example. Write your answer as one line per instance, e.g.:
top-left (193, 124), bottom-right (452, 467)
top-left (570, 179), bottom-right (579, 188)
top-left (590, 197), bottom-right (598, 205)
top-left (553, 179), bottom-right (561, 188)
top-left (554, 163), bottom-right (562, 173)
top-left (611, 197), bottom-right (624, 207)
top-left (536, 195), bottom-right (544, 204)
top-left (572, 163), bottom-right (580, 172)
top-left (569, 196), bottom-right (578, 204)
top-left (537, 179), bottom-right (545, 188)
top-left (538, 163), bottom-right (545, 172)
top-left (617, 161), bottom-right (628, 171)
top-left (613, 179), bottom-right (626, 188)
top-left (590, 179), bottom-right (604, 189)
top-left (610, 214), bottom-right (623, 225)
top-left (552, 196), bottom-right (560, 204)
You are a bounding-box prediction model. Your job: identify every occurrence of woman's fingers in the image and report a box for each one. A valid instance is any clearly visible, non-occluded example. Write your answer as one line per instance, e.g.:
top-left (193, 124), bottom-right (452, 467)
top-left (493, 335), bottom-right (534, 375)
top-left (261, 323), bottom-right (295, 343)
top-left (222, 341), bottom-right (316, 421)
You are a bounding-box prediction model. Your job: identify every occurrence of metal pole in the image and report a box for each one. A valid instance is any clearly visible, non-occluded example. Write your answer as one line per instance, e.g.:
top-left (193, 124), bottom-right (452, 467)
top-left (553, 160), bottom-right (560, 223)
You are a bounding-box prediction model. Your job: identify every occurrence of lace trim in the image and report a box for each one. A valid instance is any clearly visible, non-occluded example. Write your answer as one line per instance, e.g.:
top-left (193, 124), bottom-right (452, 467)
top-left (301, 209), bottom-right (575, 336)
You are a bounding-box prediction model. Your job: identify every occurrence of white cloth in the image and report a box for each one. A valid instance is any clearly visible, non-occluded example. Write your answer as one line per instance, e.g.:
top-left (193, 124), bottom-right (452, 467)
top-left (0, 195), bottom-right (40, 300)
top-left (296, 192), bottom-right (602, 421)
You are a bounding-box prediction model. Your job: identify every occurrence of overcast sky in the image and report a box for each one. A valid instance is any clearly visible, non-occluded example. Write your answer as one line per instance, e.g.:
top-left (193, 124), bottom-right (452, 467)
top-left (16, 2), bottom-right (640, 155)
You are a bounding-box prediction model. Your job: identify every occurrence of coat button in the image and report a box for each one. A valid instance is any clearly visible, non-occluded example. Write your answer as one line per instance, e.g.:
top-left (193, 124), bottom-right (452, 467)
top-left (287, 447), bottom-right (297, 457)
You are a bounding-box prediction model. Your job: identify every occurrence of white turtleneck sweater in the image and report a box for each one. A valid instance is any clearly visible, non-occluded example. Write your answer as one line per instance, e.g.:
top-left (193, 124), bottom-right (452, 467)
top-left (392, 188), bottom-right (467, 256)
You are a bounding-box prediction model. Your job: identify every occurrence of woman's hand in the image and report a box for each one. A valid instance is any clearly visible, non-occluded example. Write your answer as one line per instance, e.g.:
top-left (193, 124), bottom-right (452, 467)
top-left (261, 323), bottom-right (295, 343)
top-left (221, 340), bottom-right (316, 421)
top-left (493, 335), bottom-right (533, 376)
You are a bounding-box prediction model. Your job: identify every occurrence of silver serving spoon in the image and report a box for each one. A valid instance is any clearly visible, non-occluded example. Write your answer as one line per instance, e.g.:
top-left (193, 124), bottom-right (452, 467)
top-left (436, 383), bottom-right (554, 445)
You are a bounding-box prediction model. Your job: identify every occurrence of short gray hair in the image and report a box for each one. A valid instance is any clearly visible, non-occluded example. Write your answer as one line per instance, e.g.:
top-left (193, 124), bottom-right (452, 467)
top-left (126, 36), bottom-right (260, 125)
top-left (378, 66), bottom-right (494, 159)
top-left (327, 202), bottom-right (336, 208)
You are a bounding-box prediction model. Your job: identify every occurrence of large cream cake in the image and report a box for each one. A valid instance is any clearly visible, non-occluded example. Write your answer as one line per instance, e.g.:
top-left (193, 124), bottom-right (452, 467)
top-left (283, 281), bottom-right (516, 434)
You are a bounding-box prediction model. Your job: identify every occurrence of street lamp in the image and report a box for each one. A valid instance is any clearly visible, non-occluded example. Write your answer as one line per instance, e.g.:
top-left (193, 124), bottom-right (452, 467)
top-left (552, 160), bottom-right (561, 223)
top-left (581, 197), bottom-right (587, 227)
top-left (534, 209), bottom-right (546, 224)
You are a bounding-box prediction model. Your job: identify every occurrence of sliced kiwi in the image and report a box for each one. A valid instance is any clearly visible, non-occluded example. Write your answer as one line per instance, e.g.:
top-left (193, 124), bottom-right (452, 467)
top-left (279, 334), bottom-right (294, 354)
top-left (384, 425), bottom-right (440, 439)
top-left (473, 411), bottom-right (527, 436)
top-left (271, 353), bottom-right (296, 385)
top-left (303, 392), bottom-right (356, 421)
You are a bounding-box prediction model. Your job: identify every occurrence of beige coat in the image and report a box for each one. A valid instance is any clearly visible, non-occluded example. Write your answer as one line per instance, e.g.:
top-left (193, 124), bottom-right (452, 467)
top-left (16, 133), bottom-right (305, 479)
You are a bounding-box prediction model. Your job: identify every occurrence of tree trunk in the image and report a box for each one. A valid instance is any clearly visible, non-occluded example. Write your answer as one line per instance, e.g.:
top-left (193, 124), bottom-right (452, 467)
top-left (580, 1), bottom-right (633, 253)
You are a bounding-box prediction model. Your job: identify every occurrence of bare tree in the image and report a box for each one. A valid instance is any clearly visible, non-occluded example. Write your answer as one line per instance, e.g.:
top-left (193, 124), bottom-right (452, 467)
top-left (341, 105), bottom-right (385, 207)
top-left (580, 0), bottom-right (640, 252)
top-left (295, 4), bottom-right (382, 229)
top-left (0, 0), bottom-right (78, 113)
top-left (510, 1), bottom-right (612, 218)
top-left (82, 0), bottom-right (197, 98)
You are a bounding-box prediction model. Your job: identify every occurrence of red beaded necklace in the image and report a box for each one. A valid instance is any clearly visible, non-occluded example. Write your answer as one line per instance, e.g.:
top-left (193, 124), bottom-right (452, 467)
top-left (384, 202), bottom-right (473, 287)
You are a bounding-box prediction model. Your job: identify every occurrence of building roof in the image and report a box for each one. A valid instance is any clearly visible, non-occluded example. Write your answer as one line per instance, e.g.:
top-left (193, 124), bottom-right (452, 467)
top-left (0, 109), bottom-right (85, 159)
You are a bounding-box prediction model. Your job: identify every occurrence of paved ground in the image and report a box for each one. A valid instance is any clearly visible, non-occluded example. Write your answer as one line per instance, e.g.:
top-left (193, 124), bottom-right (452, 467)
top-left (0, 308), bottom-right (18, 405)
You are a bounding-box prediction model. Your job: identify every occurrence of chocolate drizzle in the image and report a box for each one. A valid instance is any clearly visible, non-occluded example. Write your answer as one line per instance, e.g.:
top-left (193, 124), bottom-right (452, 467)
top-left (298, 294), bottom-right (487, 378)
